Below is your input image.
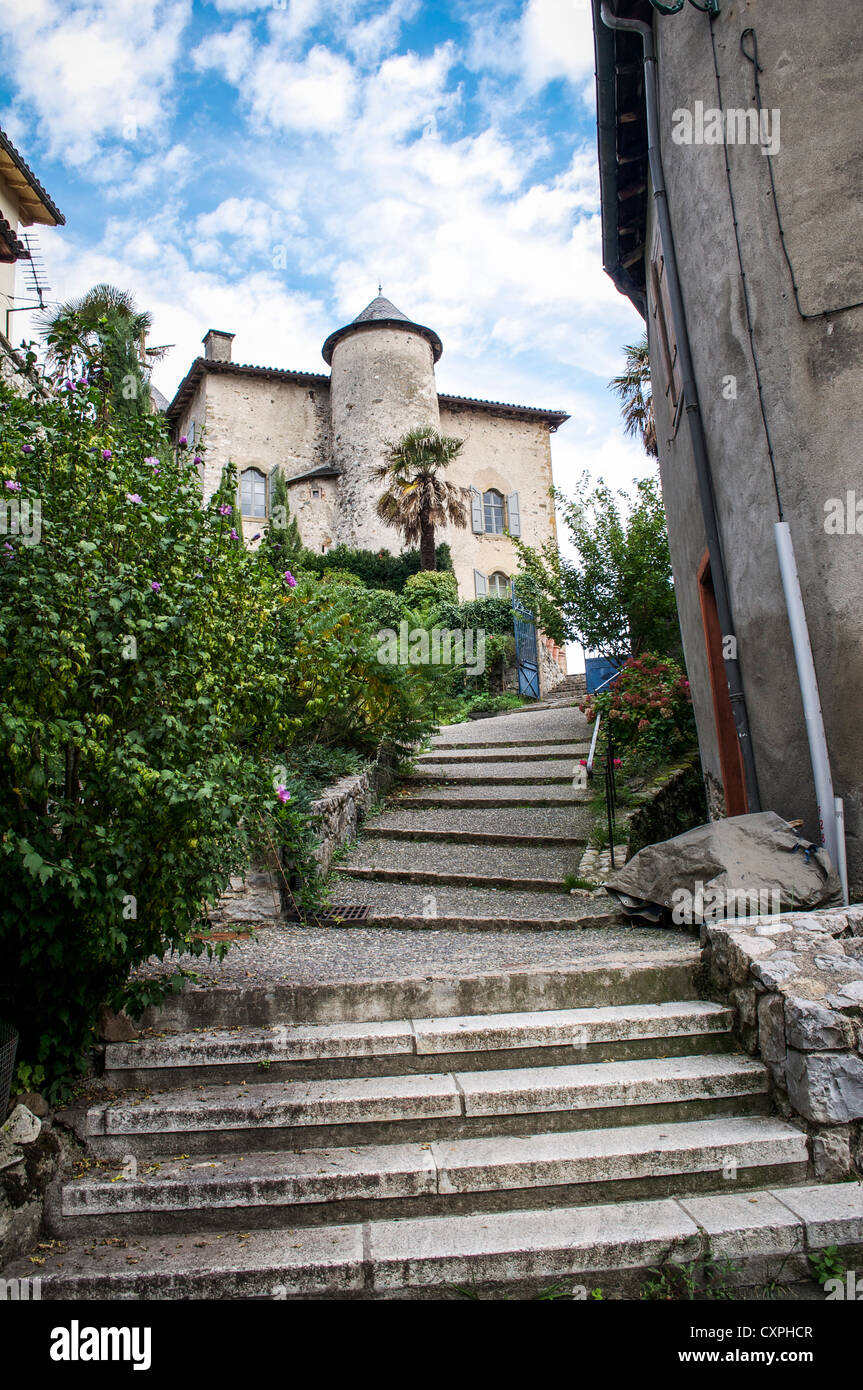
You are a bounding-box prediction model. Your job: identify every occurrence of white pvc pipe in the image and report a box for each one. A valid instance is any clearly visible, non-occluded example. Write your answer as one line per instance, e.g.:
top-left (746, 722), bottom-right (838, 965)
top-left (835, 796), bottom-right (850, 905)
top-left (586, 712), bottom-right (602, 775)
top-left (774, 522), bottom-right (846, 898)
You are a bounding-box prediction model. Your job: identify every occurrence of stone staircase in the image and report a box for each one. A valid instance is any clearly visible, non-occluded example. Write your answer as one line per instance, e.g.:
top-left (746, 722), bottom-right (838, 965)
top-left (327, 703), bottom-right (606, 928)
top-left (10, 950), bottom-right (863, 1299)
top-left (9, 700), bottom-right (862, 1298)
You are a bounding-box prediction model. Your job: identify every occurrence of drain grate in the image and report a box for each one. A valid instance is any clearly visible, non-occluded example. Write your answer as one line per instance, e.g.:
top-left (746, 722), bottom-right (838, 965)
top-left (300, 904), bottom-right (372, 925)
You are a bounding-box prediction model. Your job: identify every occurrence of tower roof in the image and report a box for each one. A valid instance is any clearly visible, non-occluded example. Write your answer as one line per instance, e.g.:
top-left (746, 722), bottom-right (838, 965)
top-left (321, 293), bottom-right (443, 365)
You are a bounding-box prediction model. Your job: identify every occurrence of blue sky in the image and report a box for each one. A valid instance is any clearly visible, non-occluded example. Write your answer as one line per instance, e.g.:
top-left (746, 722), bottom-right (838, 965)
top-left (0, 0), bottom-right (650, 503)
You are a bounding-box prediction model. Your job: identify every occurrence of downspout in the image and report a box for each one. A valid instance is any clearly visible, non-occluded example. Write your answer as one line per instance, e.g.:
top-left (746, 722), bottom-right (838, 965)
top-left (600, 2), bottom-right (761, 813)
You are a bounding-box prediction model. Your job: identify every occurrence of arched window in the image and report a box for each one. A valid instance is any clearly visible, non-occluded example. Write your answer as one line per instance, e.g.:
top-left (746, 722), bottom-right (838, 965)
top-left (488, 571), bottom-right (511, 599)
top-left (240, 468), bottom-right (267, 518)
top-left (483, 489), bottom-right (505, 534)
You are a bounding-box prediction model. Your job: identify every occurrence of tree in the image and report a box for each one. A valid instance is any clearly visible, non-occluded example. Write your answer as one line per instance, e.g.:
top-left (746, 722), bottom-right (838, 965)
top-left (261, 466), bottom-right (304, 573)
top-left (375, 427), bottom-right (468, 570)
top-left (38, 283), bottom-right (168, 425)
top-left (609, 334), bottom-right (658, 457)
top-left (513, 474), bottom-right (681, 661)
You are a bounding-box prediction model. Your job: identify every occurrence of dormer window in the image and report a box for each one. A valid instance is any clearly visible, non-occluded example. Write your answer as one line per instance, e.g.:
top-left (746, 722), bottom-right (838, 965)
top-left (240, 467), bottom-right (267, 518)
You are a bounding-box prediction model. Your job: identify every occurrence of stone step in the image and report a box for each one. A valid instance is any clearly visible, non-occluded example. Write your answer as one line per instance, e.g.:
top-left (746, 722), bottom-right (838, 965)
top-left (62, 1053), bottom-right (770, 1156)
top-left (417, 743), bottom-right (590, 764)
top-left (406, 761), bottom-right (579, 784)
top-left (103, 1001), bottom-right (735, 1087)
top-left (18, 1183), bottom-right (863, 1299)
top-left (135, 952), bottom-right (702, 1032)
top-left (336, 840), bottom-right (586, 892)
top-left (324, 878), bottom-right (617, 928)
top-left (54, 1117), bottom-right (808, 1237)
top-left (392, 785), bottom-right (591, 808)
top-left (360, 805), bottom-right (591, 843)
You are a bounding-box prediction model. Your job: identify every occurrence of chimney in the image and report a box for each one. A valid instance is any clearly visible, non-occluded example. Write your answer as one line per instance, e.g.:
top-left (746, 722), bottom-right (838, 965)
top-left (202, 329), bottom-right (235, 363)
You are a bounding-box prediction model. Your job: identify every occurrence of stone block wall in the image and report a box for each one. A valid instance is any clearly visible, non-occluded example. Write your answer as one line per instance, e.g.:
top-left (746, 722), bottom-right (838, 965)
top-left (210, 750), bottom-right (400, 928)
top-left (702, 905), bottom-right (863, 1179)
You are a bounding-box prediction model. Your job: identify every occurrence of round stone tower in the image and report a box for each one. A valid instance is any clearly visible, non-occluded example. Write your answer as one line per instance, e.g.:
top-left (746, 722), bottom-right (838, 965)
top-left (322, 294), bottom-right (443, 551)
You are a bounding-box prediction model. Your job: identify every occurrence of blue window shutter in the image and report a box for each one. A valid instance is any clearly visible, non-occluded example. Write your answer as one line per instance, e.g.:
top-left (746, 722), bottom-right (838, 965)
top-left (470, 486), bottom-right (483, 533)
top-left (474, 569), bottom-right (487, 598)
top-left (507, 491), bottom-right (521, 537)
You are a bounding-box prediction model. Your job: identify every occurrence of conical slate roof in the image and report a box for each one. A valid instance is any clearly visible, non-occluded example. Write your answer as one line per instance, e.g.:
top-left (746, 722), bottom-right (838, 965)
top-left (321, 293), bottom-right (443, 365)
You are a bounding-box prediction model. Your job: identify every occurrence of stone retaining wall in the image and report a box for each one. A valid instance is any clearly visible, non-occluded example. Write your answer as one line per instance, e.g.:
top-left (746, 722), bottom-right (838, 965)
top-left (702, 905), bottom-right (863, 1179)
top-left (210, 749), bottom-right (400, 928)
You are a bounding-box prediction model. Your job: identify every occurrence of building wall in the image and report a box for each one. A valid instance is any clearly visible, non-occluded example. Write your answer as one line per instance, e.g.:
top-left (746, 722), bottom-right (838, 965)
top-left (437, 404), bottom-right (558, 601)
top-left (647, 1), bottom-right (863, 891)
top-left (0, 178), bottom-right (21, 334)
top-left (175, 371), bottom-right (332, 542)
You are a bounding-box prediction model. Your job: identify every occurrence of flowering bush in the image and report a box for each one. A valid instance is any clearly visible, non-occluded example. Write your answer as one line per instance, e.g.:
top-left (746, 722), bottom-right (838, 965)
top-left (580, 654), bottom-right (695, 762)
top-left (0, 369), bottom-right (313, 1094)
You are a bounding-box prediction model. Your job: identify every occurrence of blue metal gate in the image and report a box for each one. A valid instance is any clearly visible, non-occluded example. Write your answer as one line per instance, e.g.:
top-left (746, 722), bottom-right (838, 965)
top-left (512, 588), bottom-right (540, 699)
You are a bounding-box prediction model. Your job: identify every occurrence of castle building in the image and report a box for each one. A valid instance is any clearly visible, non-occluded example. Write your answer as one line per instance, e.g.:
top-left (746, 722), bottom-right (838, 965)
top-left (166, 295), bottom-right (569, 603)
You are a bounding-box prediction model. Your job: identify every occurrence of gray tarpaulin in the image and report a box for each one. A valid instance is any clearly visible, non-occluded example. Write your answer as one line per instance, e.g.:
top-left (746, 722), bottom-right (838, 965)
top-left (604, 811), bottom-right (842, 926)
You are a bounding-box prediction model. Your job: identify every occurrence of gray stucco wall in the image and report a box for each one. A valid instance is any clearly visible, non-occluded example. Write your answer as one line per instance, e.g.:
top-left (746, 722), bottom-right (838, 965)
top-left (646, 0), bottom-right (863, 894)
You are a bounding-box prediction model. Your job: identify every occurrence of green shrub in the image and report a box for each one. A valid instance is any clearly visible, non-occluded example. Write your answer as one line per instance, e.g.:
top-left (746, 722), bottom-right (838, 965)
top-left (297, 543), bottom-right (451, 592)
top-left (404, 570), bottom-right (459, 605)
top-left (0, 375), bottom-right (312, 1094)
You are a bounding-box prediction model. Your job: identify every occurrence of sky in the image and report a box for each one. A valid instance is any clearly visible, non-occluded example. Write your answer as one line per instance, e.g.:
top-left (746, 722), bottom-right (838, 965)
top-left (0, 0), bottom-right (653, 665)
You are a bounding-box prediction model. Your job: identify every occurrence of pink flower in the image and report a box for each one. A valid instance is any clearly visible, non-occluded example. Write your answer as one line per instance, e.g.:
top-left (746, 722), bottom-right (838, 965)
top-left (144, 456), bottom-right (159, 466)
top-left (178, 436), bottom-right (188, 447)
top-left (579, 759), bottom-right (587, 766)
top-left (126, 492), bottom-right (143, 505)
top-left (21, 445), bottom-right (33, 455)
top-left (229, 528), bottom-right (239, 540)
top-left (4, 480), bottom-right (22, 491)
top-left (283, 570), bottom-right (297, 587)
top-left (613, 758), bottom-right (622, 768)
top-left (276, 786), bottom-right (290, 804)
top-left (102, 449), bottom-right (112, 461)
top-left (151, 580), bottom-right (162, 592)
top-left (193, 455), bottom-right (203, 465)
top-left (218, 504), bottom-right (232, 516)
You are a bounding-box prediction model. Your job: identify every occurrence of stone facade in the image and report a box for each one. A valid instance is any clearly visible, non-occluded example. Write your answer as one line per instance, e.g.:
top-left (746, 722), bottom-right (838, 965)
top-left (593, 2), bottom-right (863, 893)
top-left (702, 904), bottom-right (863, 1179)
top-left (167, 296), bottom-right (568, 611)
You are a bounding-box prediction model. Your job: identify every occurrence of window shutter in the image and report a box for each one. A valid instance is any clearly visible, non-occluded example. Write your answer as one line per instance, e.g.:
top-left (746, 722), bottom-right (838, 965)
top-left (507, 491), bottom-right (521, 537)
top-left (474, 569), bottom-right (487, 598)
top-left (470, 486), bottom-right (483, 533)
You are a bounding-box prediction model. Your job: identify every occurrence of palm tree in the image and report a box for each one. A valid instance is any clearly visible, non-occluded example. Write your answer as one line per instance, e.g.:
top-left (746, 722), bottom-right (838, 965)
top-left (375, 427), bottom-right (468, 570)
top-left (609, 334), bottom-right (658, 457)
top-left (39, 284), bottom-right (169, 421)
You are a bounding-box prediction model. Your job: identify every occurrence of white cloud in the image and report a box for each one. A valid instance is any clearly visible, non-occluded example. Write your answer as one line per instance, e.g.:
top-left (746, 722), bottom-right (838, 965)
top-left (520, 0), bottom-right (595, 91)
top-left (0, 0), bottom-right (192, 164)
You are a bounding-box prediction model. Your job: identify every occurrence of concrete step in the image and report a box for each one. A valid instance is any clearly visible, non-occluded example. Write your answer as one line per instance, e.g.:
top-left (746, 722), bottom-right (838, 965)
top-left (134, 951), bottom-right (702, 1032)
top-left (103, 1001), bottom-right (735, 1086)
top-left (18, 1183), bottom-right (863, 1299)
top-left (324, 878), bottom-right (616, 928)
top-left (360, 805), bottom-right (591, 843)
top-left (417, 744), bottom-right (590, 764)
top-left (62, 1053), bottom-right (770, 1156)
top-left (406, 761), bottom-right (579, 784)
top-left (336, 840), bottom-right (586, 892)
top-left (392, 785), bottom-right (592, 808)
top-left (54, 1117), bottom-right (808, 1236)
